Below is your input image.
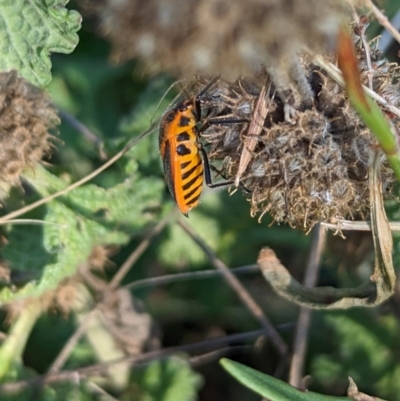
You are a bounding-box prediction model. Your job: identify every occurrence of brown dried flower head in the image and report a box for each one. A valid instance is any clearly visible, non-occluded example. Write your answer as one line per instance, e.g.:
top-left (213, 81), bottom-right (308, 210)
top-left (88, 245), bottom-right (116, 272)
top-left (0, 71), bottom-right (59, 186)
top-left (35, 278), bottom-right (80, 316)
top-left (85, 0), bottom-right (349, 79)
top-left (185, 46), bottom-right (397, 229)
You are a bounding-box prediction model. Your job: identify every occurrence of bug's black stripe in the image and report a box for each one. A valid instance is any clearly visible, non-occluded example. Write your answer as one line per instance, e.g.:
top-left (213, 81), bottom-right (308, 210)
top-left (186, 192), bottom-right (201, 206)
top-left (163, 110), bottom-right (177, 124)
top-left (179, 116), bottom-right (191, 128)
top-left (181, 160), bottom-right (202, 180)
top-left (182, 172), bottom-right (203, 191)
top-left (184, 183), bottom-right (202, 200)
top-left (162, 141), bottom-right (176, 202)
top-left (181, 161), bottom-right (191, 169)
top-left (177, 132), bottom-right (191, 142)
top-left (177, 144), bottom-right (191, 156)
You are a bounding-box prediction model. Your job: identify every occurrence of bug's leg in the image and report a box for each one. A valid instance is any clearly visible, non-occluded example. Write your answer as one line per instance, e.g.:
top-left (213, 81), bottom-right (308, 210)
top-left (197, 111), bottom-right (250, 190)
top-left (199, 118), bottom-right (249, 134)
top-left (195, 76), bottom-right (221, 121)
top-left (208, 117), bottom-right (249, 125)
top-left (197, 76), bottom-right (221, 98)
top-left (200, 147), bottom-right (232, 188)
top-left (200, 146), bottom-right (251, 192)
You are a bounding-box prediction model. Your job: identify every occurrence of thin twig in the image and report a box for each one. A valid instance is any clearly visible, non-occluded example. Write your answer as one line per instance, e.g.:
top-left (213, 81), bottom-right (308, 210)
top-left (85, 380), bottom-right (120, 401)
top-left (0, 123), bottom-right (157, 225)
top-left (124, 264), bottom-right (260, 291)
top-left (350, 5), bottom-right (373, 89)
top-left (48, 212), bottom-right (174, 375)
top-left (0, 219), bottom-right (66, 227)
top-left (58, 109), bottom-right (107, 160)
top-left (364, 0), bottom-right (400, 47)
top-left (27, 214), bottom-right (172, 399)
top-left (108, 214), bottom-right (176, 292)
top-left (177, 219), bottom-right (287, 356)
top-left (288, 224), bottom-right (326, 387)
top-left (322, 220), bottom-right (400, 231)
top-left (189, 346), bottom-right (250, 368)
top-left (0, 328), bottom-right (282, 394)
top-left (313, 55), bottom-right (400, 119)
top-left (378, 9), bottom-right (400, 53)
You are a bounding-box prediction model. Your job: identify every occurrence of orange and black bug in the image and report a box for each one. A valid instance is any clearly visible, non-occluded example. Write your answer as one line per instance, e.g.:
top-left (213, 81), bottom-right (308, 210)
top-left (159, 77), bottom-right (246, 216)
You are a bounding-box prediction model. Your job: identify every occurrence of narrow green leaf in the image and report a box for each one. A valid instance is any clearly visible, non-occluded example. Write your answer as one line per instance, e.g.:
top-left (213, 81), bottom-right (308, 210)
top-left (220, 359), bottom-right (351, 401)
top-left (337, 26), bottom-right (400, 181)
top-left (0, 301), bottom-right (42, 380)
top-left (0, 0), bottom-right (81, 86)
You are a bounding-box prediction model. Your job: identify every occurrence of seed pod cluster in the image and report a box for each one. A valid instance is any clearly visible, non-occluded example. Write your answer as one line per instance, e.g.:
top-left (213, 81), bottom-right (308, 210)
top-left (193, 52), bottom-right (397, 229)
top-left (0, 71), bottom-right (59, 186)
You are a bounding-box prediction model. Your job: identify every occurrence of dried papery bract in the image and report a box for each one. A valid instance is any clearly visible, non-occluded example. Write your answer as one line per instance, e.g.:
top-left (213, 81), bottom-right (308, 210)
top-left (235, 86), bottom-right (269, 187)
top-left (0, 71), bottom-right (59, 187)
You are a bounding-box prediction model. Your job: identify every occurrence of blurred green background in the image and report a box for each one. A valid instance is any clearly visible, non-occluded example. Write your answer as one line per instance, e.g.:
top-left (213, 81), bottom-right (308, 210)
top-left (5, 0), bottom-right (400, 400)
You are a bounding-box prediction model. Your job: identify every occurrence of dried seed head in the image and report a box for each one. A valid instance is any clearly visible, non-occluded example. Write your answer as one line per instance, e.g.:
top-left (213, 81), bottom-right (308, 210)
top-left (5, 282), bottom-right (77, 322)
top-left (84, 0), bottom-right (349, 80)
top-left (100, 290), bottom-right (160, 355)
top-left (51, 280), bottom-right (79, 315)
top-left (85, 0), bottom-right (351, 126)
top-left (189, 43), bottom-right (398, 230)
top-left (34, 278), bottom-right (80, 315)
top-left (88, 245), bottom-right (115, 272)
top-left (0, 71), bottom-right (59, 186)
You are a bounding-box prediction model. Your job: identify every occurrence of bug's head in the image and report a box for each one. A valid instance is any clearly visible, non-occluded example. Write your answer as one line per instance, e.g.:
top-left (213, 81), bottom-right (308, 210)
top-left (181, 76), bottom-right (220, 121)
top-left (178, 98), bottom-right (193, 110)
top-left (177, 97), bottom-right (200, 120)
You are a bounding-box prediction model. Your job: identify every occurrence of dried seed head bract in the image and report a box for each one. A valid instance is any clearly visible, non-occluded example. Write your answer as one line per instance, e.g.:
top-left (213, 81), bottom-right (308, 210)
top-left (0, 71), bottom-right (59, 187)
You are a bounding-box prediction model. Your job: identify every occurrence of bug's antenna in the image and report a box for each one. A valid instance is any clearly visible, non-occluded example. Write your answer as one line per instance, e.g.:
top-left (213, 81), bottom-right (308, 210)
top-left (191, 75), bottom-right (222, 121)
top-left (151, 79), bottom-right (187, 125)
top-left (197, 75), bottom-right (221, 99)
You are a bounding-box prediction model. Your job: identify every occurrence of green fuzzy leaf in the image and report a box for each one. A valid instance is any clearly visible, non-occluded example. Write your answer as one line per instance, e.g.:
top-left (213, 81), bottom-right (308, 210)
top-left (120, 76), bottom-right (177, 137)
top-left (312, 312), bottom-right (400, 400)
top-left (120, 76), bottom-right (176, 174)
top-left (220, 359), bottom-right (352, 401)
top-left (131, 356), bottom-right (203, 401)
top-left (0, 165), bottom-right (164, 302)
top-left (2, 380), bottom-right (94, 401)
top-left (1, 199), bottom-right (106, 302)
top-left (25, 165), bottom-right (165, 233)
top-left (0, 0), bottom-right (81, 86)
top-left (158, 211), bottom-right (220, 269)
